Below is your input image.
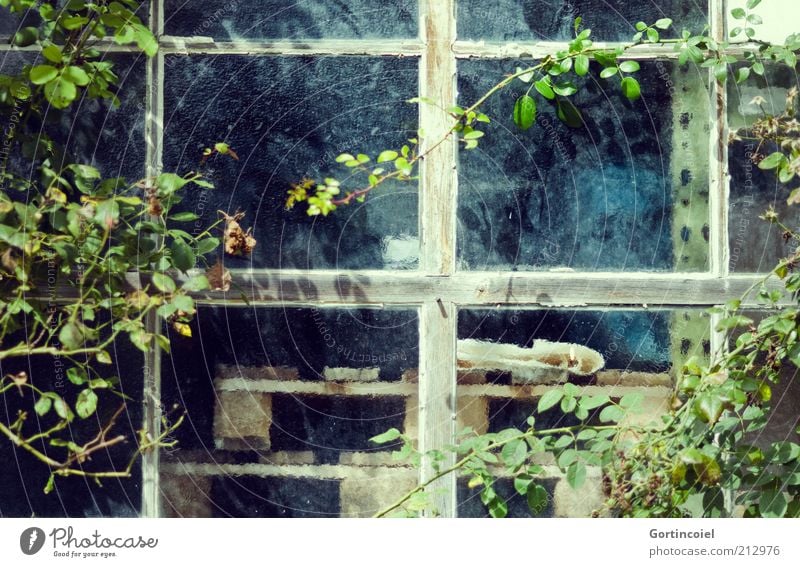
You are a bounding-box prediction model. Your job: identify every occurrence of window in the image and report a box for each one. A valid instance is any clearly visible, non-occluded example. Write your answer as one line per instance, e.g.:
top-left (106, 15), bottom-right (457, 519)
top-left (2, 0), bottom-right (797, 518)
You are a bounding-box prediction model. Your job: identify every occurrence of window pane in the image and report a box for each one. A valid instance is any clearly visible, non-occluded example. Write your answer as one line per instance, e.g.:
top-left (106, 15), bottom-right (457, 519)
top-left (0, 343), bottom-right (144, 517)
top-left (457, 0), bottom-right (708, 42)
top-left (457, 59), bottom-right (710, 271)
top-left (164, 0), bottom-right (418, 40)
top-left (728, 64), bottom-right (800, 273)
top-left (163, 55), bottom-right (419, 270)
top-left (0, 53), bottom-right (146, 182)
top-left (160, 306), bottom-right (420, 517)
top-left (456, 308), bottom-right (709, 517)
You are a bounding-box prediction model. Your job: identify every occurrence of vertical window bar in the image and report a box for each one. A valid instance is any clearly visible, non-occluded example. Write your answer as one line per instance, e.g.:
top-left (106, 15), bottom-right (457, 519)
top-left (418, 0), bottom-right (458, 517)
top-left (141, 0), bottom-right (165, 519)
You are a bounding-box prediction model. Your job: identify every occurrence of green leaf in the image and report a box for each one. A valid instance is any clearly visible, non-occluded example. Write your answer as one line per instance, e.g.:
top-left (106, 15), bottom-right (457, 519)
top-left (64, 66), bottom-right (90, 86)
top-left (758, 152), bottom-right (786, 171)
top-left (646, 28), bottom-right (659, 42)
top-left (152, 273), bottom-right (177, 294)
top-left (157, 173), bottom-right (189, 195)
top-left (34, 396), bottom-right (52, 417)
top-left (195, 237), bottom-right (220, 255)
top-left (370, 428), bottom-right (401, 444)
top-left (53, 396), bottom-right (73, 422)
top-left (514, 474), bottom-right (534, 495)
top-left (600, 66), bottom-right (618, 79)
top-left (44, 77), bottom-right (77, 109)
top-left (574, 54), bottom-right (590, 76)
top-left (335, 153), bottom-right (354, 163)
top-left (746, 13), bottom-right (762, 25)
top-left (501, 438), bottom-right (528, 468)
top-left (377, 150), bottom-right (398, 163)
top-left (169, 212), bottom-right (200, 222)
top-left (513, 95), bottom-right (537, 131)
top-left (59, 322), bottom-right (84, 350)
top-left (95, 351), bottom-right (112, 364)
top-left (76, 389), bottom-right (98, 419)
top-left (170, 239), bottom-right (195, 273)
top-left (526, 484), bottom-right (549, 514)
top-left (680, 448), bottom-right (706, 465)
top-left (654, 18), bottom-right (673, 30)
top-left (552, 81), bottom-right (577, 96)
top-left (534, 79), bottom-right (555, 100)
top-left (579, 394), bottom-right (610, 410)
top-left (566, 461), bottom-right (587, 489)
top-left (695, 394), bottom-right (724, 424)
top-left (760, 490), bottom-right (788, 518)
top-left (488, 498), bottom-right (508, 518)
top-left (66, 367), bottom-right (87, 386)
top-left (746, 0), bottom-right (761, 8)
top-left (183, 275), bottom-right (210, 292)
top-left (556, 99), bottom-right (583, 128)
top-left (599, 405), bottom-right (625, 423)
top-left (621, 77), bottom-right (641, 101)
top-left (635, 21), bottom-right (647, 31)
top-left (537, 389), bottom-right (564, 413)
top-left (30, 65), bottom-right (59, 86)
top-left (619, 60), bottom-right (640, 73)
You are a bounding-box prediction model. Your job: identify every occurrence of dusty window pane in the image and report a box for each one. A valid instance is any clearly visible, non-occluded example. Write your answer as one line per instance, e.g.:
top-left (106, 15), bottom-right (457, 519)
top-left (457, 0), bottom-right (707, 42)
top-left (163, 55), bottom-right (419, 270)
top-left (160, 306), bottom-right (419, 518)
top-left (728, 64), bottom-right (800, 273)
top-left (0, 342), bottom-right (144, 518)
top-left (164, 0), bottom-right (418, 40)
top-left (457, 60), bottom-right (710, 271)
top-left (0, 53), bottom-right (146, 182)
top-left (455, 308), bottom-right (708, 517)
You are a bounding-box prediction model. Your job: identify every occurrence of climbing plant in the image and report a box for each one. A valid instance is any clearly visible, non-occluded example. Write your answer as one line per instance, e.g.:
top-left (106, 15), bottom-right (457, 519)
top-left (0, 0), bottom-right (249, 492)
top-left (287, 2), bottom-right (800, 518)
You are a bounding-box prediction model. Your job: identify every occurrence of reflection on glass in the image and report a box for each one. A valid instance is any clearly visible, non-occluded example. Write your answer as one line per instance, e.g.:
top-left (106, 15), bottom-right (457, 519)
top-left (728, 64), bottom-right (800, 273)
top-left (160, 306), bottom-right (419, 517)
top-left (163, 55), bottom-right (419, 270)
top-left (457, 0), bottom-right (708, 42)
top-left (457, 59), bottom-right (709, 271)
top-left (455, 308), bottom-right (708, 517)
top-left (164, 0), bottom-right (417, 40)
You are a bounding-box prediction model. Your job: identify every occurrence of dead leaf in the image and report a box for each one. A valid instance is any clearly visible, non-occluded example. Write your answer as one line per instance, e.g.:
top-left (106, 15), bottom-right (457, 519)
top-left (206, 259), bottom-right (232, 292)
top-left (219, 210), bottom-right (256, 256)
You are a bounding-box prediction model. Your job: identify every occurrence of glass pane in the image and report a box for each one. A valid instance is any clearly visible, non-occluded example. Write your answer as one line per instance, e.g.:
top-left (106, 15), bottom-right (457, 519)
top-left (457, 59), bottom-right (710, 271)
top-left (457, 0), bottom-right (708, 42)
top-left (0, 53), bottom-right (146, 182)
top-left (456, 308), bottom-right (709, 517)
top-left (0, 342), bottom-right (143, 517)
top-left (160, 306), bottom-right (420, 517)
top-left (728, 64), bottom-right (800, 273)
top-left (164, 0), bottom-right (418, 40)
top-left (163, 55), bottom-right (419, 270)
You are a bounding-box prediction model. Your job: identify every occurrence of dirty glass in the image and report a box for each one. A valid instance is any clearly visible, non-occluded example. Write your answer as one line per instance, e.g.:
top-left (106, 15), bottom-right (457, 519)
top-left (728, 64), bottom-right (800, 273)
top-left (163, 55), bottom-right (419, 270)
top-left (0, 53), bottom-right (146, 182)
top-left (457, 59), bottom-right (710, 271)
top-left (164, 0), bottom-right (418, 40)
top-left (457, 0), bottom-right (708, 42)
top-left (160, 306), bottom-right (419, 517)
top-left (0, 342), bottom-right (144, 517)
top-left (455, 308), bottom-right (709, 517)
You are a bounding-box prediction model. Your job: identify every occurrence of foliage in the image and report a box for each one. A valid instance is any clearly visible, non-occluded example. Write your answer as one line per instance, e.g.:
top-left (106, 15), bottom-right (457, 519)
top-left (333, 5), bottom-right (800, 518)
top-left (0, 0), bottom-right (248, 491)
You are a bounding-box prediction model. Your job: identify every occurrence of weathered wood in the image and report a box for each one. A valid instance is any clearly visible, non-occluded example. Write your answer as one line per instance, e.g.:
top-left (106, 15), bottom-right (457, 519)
top-left (141, 0), bottom-right (165, 520)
